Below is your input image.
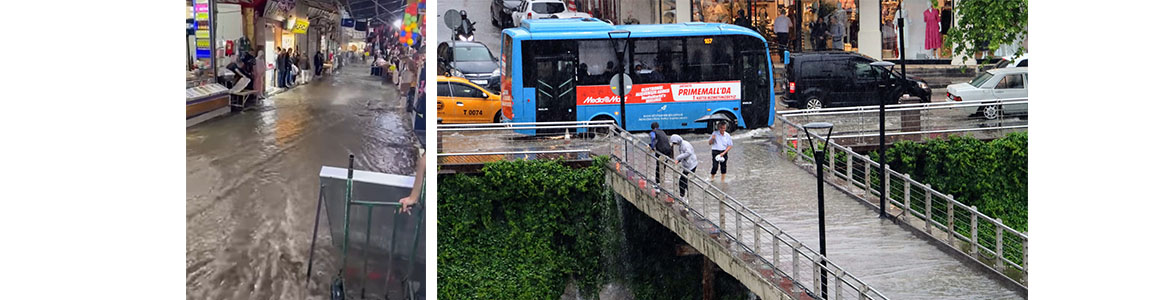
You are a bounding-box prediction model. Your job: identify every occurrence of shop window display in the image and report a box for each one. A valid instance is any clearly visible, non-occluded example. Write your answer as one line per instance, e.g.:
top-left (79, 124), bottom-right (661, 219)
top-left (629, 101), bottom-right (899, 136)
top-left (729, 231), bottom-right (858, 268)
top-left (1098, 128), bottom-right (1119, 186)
top-left (793, 0), bottom-right (858, 52)
top-left (881, 0), bottom-right (953, 60)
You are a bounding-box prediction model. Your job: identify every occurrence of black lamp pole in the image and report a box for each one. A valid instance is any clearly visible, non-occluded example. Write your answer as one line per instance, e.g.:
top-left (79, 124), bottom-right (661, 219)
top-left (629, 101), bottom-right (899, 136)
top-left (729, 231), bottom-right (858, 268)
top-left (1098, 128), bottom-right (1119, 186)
top-left (803, 122), bottom-right (833, 299)
top-left (897, 0), bottom-right (907, 76)
top-left (608, 30), bottom-right (631, 129)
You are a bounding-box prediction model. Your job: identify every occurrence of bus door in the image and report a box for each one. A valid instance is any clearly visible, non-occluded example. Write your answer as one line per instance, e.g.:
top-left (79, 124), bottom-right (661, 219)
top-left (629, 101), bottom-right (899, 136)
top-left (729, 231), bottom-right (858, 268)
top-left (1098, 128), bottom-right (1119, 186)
top-left (737, 37), bottom-right (772, 128)
top-left (533, 53), bottom-right (578, 124)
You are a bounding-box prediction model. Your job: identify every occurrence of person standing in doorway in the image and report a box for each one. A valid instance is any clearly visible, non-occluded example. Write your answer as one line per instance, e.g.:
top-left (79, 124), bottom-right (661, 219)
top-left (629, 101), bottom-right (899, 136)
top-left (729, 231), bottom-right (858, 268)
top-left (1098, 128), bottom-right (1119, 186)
top-left (708, 121), bottom-right (733, 182)
top-left (275, 48), bottom-right (285, 88)
top-left (733, 9), bottom-right (751, 29)
top-left (671, 134), bottom-right (698, 198)
top-left (811, 16), bottom-right (828, 51)
top-left (773, 6), bottom-right (791, 52)
top-left (649, 122), bottom-right (673, 185)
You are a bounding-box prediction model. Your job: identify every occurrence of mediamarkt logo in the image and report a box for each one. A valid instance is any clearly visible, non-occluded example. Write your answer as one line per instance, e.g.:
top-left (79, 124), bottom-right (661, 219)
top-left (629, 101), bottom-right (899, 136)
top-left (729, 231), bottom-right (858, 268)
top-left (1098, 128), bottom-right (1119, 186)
top-left (582, 95), bottom-right (619, 104)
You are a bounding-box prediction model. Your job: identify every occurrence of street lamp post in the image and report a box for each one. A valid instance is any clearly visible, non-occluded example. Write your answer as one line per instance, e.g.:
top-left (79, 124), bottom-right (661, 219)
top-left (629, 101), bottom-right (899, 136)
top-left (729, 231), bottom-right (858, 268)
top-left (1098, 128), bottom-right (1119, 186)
top-left (608, 30), bottom-right (632, 129)
top-left (803, 122), bottom-right (833, 299)
top-left (870, 61), bottom-right (896, 219)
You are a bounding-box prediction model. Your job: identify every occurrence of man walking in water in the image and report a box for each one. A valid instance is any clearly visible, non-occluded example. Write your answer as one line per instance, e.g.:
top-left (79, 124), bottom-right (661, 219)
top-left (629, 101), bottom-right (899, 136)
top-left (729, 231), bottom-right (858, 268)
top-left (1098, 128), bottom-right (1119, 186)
top-left (708, 121), bottom-right (733, 182)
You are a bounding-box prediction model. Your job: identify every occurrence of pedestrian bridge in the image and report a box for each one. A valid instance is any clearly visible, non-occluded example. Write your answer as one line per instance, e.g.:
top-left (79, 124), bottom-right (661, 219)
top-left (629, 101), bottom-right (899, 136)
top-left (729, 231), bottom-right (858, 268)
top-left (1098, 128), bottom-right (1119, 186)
top-left (438, 102), bottom-right (1028, 299)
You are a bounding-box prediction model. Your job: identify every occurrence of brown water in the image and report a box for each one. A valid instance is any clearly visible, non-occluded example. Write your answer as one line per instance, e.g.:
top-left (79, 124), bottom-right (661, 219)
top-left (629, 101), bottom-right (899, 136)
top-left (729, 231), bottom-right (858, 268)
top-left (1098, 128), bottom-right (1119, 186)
top-left (186, 66), bottom-right (419, 300)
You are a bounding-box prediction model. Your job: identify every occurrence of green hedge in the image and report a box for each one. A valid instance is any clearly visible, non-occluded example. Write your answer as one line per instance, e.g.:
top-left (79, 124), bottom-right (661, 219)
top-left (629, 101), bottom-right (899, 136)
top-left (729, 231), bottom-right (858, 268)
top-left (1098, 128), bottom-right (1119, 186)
top-left (438, 157), bottom-right (620, 299)
top-left (438, 157), bottom-right (751, 299)
top-left (877, 132), bottom-right (1028, 231)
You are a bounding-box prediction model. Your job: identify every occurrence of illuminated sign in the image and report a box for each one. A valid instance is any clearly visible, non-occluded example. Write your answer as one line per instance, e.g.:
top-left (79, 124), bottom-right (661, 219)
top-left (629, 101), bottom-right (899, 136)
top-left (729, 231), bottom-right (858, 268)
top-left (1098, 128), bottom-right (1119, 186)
top-left (193, 0), bottom-right (212, 58)
top-left (292, 18), bottom-right (310, 34)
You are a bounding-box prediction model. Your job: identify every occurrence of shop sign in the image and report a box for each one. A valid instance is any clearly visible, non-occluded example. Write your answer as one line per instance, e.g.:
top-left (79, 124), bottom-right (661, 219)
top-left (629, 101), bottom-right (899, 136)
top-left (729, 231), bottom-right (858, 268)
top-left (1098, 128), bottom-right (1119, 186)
top-left (292, 18), bottom-right (310, 34)
top-left (576, 81), bottom-right (741, 105)
top-left (341, 18), bottom-right (355, 27)
top-left (193, 0), bottom-right (212, 58)
top-left (263, 0), bottom-right (296, 21)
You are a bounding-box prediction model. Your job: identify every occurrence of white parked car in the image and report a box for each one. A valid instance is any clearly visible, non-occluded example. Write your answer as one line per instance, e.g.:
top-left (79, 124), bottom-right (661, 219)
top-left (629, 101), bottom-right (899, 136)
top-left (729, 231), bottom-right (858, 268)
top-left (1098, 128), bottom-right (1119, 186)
top-left (993, 53), bottom-right (1028, 68)
top-left (945, 67), bottom-right (1028, 119)
top-left (511, 0), bottom-right (590, 26)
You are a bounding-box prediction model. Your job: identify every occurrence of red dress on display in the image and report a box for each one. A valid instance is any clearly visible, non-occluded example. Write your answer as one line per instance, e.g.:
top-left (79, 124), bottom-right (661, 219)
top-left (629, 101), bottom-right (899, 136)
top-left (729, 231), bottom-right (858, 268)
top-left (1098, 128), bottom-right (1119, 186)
top-left (924, 8), bottom-right (942, 50)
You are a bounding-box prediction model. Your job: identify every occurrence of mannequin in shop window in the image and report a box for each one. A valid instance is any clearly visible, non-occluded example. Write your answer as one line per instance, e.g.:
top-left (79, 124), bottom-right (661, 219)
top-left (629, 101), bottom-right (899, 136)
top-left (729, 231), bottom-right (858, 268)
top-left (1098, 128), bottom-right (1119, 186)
top-left (923, 3), bottom-right (942, 58)
top-left (939, 0), bottom-right (952, 57)
top-left (830, 14), bottom-right (845, 50)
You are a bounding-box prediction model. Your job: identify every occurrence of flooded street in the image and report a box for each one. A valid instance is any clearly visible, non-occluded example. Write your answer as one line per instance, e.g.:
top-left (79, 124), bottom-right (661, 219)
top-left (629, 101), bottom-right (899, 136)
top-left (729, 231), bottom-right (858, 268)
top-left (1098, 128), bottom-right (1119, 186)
top-left (186, 66), bottom-right (419, 300)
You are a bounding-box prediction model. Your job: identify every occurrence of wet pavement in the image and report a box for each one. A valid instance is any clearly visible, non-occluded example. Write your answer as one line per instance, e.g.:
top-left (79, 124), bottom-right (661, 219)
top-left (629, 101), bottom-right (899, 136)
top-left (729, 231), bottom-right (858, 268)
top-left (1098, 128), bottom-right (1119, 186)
top-left (666, 129), bottom-right (1024, 299)
top-left (186, 66), bottom-right (419, 299)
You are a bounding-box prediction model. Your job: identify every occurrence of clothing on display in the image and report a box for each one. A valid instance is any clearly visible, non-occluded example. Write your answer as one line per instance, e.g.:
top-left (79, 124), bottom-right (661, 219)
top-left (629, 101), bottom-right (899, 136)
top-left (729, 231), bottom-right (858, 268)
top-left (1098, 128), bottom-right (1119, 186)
top-left (940, 6), bottom-right (952, 35)
top-left (923, 7), bottom-right (941, 50)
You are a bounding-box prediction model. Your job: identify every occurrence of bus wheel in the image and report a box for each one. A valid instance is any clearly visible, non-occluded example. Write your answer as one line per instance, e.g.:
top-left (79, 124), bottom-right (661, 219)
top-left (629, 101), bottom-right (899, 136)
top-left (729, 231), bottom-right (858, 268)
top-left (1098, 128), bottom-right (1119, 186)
top-left (590, 117), bottom-right (614, 136)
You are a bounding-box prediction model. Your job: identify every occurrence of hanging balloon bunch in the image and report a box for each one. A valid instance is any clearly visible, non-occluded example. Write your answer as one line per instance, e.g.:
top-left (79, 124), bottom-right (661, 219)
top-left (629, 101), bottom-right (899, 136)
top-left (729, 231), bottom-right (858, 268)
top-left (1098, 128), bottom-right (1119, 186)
top-left (399, 0), bottom-right (422, 46)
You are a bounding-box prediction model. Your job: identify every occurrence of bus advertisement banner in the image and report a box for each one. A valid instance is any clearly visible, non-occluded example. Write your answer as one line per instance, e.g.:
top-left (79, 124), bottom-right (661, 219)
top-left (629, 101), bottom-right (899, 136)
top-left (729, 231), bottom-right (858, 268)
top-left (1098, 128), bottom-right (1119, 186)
top-left (577, 81), bottom-right (740, 105)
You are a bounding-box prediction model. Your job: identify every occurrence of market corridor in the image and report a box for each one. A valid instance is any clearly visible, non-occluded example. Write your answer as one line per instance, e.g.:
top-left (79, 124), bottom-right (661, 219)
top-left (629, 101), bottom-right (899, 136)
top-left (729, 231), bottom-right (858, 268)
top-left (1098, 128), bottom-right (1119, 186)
top-left (185, 66), bottom-right (419, 299)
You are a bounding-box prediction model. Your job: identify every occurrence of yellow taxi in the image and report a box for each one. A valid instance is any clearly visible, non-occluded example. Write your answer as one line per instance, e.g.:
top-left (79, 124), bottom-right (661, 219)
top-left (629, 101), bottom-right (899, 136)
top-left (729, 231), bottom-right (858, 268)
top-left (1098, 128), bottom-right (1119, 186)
top-left (437, 76), bottom-right (502, 123)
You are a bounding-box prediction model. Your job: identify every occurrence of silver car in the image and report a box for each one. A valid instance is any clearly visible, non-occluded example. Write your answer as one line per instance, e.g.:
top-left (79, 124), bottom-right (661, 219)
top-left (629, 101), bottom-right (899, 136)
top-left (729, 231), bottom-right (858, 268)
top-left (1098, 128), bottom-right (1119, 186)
top-left (945, 67), bottom-right (1028, 119)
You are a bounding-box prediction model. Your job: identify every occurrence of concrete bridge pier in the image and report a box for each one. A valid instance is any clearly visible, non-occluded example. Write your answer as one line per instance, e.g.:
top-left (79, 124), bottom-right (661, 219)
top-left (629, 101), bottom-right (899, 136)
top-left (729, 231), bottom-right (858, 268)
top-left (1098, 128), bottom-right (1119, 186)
top-left (606, 165), bottom-right (796, 300)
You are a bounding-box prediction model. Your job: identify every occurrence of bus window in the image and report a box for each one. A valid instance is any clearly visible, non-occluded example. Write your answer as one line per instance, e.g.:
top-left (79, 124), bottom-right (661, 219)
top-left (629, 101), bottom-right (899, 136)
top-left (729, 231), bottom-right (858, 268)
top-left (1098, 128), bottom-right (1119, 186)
top-left (632, 38), bottom-right (683, 84)
top-left (685, 37), bottom-right (734, 82)
top-left (577, 40), bottom-right (621, 86)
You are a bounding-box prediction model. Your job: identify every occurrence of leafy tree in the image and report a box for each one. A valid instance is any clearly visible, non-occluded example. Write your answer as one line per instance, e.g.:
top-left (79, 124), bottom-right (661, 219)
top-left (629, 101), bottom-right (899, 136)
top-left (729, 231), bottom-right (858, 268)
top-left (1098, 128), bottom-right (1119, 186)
top-left (944, 0), bottom-right (1028, 66)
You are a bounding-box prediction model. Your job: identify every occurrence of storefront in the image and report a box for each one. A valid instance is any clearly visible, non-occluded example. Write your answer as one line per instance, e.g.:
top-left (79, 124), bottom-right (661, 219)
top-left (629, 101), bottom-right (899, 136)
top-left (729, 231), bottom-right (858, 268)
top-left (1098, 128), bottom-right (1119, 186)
top-left (187, 0), bottom-right (241, 126)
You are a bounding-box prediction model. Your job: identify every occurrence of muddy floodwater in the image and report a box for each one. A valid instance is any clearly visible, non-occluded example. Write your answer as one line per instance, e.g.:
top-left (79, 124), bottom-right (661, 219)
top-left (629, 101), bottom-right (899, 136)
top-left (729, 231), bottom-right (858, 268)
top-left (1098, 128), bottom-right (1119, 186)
top-left (186, 66), bottom-right (419, 300)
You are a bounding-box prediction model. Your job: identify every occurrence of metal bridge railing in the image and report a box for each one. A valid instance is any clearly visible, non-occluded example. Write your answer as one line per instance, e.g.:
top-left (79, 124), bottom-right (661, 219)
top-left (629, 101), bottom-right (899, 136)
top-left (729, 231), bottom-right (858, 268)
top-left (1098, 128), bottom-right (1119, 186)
top-left (437, 121), bottom-right (615, 165)
top-left (778, 98), bottom-right (1028, 148)
top-left (437, 121), bottom-right (890, 299)
top-left (599, 122), bottom-right (889, 300)
top-left (776, 117), bottom-right (1028, 288)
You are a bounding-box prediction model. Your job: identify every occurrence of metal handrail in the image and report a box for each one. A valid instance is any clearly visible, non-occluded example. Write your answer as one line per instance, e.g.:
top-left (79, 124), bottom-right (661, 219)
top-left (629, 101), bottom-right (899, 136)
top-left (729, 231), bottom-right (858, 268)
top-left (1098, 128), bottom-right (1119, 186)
top-left (778, 98), bottom-right (1029, 117)
top-left (436, 121), bottom-right (891, 299)
top-left (777, 117), bottom-right (1028, 287)
top-left (437, 149), bottom-right (593, 157)
top-left (607, 126), bottom-right (889, 300)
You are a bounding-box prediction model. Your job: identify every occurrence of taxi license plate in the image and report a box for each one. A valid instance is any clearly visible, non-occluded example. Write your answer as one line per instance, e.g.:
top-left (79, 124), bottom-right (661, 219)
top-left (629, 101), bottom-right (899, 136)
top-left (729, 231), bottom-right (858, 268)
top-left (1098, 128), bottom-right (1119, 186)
top-left (472, 80), bottom-right (488, 85)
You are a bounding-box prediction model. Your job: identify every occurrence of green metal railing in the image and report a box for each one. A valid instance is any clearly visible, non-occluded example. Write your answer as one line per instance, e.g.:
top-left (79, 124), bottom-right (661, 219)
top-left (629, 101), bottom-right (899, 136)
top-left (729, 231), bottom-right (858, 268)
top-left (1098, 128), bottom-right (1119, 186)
top-left (307, 155), bottom-right (424, 300)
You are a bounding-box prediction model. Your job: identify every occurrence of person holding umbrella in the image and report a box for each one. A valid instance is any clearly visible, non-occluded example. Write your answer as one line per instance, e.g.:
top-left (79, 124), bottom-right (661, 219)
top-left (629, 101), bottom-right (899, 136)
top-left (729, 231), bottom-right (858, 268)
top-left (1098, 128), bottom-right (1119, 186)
top-left (708, 121), bottom-right (733, 182)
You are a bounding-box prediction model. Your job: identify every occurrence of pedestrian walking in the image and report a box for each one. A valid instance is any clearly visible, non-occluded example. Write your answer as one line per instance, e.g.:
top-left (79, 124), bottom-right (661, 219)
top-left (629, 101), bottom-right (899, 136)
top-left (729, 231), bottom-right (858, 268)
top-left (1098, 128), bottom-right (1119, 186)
top-left (671, 134), bottom-right (698, 198)
top-left (708, 121), bottom-right (733, 182)
top-left (649, 122), bottom-right (673, 184)
top-left (314, 51), bottom-right (324, 76)
top-left (773, 7), bottom-right (791, 52)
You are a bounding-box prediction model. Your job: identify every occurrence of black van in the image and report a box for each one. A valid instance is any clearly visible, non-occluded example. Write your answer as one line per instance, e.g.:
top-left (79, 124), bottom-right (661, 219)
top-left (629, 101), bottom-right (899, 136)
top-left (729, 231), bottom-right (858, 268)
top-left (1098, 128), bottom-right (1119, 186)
top-left (781, 51), bottom-right (930, 109)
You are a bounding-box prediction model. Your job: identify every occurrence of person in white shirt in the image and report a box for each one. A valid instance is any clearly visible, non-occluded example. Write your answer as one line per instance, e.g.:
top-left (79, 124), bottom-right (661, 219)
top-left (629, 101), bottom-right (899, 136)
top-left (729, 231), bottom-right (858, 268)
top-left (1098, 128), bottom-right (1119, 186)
top-left (708, 121), bottom-right (733, 182)
top-left (773, 6), bottom-right (792, 52)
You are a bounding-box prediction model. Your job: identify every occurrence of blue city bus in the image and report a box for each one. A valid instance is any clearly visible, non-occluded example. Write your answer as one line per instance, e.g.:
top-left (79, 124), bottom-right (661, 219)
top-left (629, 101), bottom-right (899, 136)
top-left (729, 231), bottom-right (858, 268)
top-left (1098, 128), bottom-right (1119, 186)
top-left (499, 18), bottom-right (774, 134)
